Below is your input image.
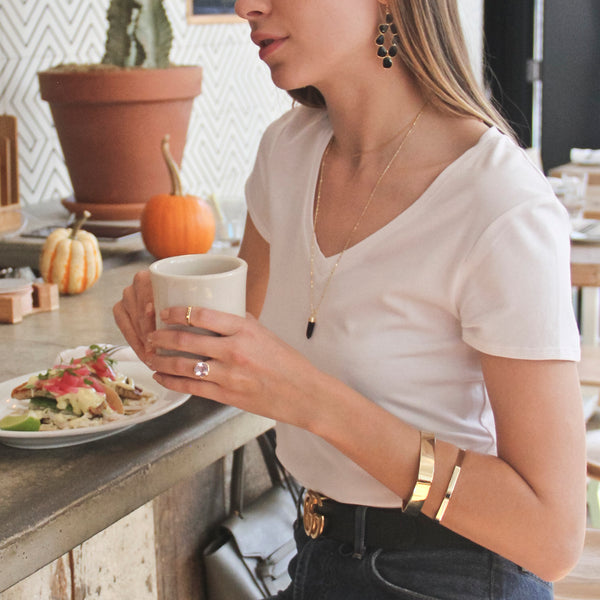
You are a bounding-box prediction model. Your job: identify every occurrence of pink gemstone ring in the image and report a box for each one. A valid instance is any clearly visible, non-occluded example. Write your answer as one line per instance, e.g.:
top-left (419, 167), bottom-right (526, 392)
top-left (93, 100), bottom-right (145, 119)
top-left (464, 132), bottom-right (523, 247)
top-left (193, 361), bottom-right (210, 378)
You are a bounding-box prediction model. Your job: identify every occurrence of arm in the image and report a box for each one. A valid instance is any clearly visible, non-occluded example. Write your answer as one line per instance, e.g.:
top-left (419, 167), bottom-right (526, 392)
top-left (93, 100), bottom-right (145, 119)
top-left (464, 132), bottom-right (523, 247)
top-left (310, 354), bottom-right (587, 581)
top-left (238, 214), bottom-right (270, 319)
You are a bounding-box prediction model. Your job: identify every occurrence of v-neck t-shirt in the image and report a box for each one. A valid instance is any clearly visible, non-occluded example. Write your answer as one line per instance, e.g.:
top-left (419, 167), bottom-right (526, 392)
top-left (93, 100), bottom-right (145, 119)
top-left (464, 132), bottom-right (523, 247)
top-left (245, 105), bottom-right (580, 507)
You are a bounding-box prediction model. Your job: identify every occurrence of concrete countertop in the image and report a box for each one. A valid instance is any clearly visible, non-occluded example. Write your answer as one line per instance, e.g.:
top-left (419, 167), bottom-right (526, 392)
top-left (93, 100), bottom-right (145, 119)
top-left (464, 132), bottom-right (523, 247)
top-left (0, 220), bottom-right (273, 592)
top-left (0, 202), bottom-right (147, 270)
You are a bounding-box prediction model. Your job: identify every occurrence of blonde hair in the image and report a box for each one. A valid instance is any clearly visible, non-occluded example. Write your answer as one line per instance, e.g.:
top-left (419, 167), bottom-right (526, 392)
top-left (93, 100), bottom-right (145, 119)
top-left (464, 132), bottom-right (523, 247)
top-left (288, 0), bottom-right (512, 137)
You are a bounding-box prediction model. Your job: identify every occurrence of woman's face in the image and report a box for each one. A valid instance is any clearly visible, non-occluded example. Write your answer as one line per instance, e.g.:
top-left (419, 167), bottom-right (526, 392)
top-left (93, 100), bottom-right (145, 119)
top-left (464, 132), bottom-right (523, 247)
top-left (235, 0), bottom-right (382, 91)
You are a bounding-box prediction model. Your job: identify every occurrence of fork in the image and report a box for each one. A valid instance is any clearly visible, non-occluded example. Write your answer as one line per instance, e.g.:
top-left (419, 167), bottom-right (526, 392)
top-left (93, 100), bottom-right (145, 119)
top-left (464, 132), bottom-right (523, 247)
top-left (576, 222), bottom-right (600, 234)
top-left (57, 344), bottom-right (128, 364)
top-left (101, 344), bottom-right (129, 356)
top-left (99, 344), bottom-right (129, 357)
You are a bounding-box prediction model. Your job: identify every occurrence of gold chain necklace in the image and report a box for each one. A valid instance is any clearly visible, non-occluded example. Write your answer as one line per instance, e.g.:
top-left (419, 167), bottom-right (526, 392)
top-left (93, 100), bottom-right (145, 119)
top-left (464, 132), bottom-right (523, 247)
top-left (307, 104), bottom-right (426, 339)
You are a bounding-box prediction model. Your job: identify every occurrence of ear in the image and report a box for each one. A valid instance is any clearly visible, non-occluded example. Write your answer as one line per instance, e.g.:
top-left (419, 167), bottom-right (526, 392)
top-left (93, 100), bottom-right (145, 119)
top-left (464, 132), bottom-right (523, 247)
top-left (376, 0), bottom-right (390, 17)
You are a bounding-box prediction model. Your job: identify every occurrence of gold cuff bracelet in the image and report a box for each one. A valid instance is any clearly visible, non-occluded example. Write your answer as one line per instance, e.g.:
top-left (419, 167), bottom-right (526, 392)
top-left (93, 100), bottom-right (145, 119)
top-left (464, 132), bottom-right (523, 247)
top-left (434, 448), bottom-right (465, 523)
top-left (403, 431), bottom-right (435, 516)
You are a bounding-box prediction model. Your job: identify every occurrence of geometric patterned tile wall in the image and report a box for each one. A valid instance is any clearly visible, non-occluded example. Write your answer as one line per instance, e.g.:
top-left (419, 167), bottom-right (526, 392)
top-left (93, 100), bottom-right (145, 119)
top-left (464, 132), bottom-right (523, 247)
top-left (0, 0), bottom-right (291, 208)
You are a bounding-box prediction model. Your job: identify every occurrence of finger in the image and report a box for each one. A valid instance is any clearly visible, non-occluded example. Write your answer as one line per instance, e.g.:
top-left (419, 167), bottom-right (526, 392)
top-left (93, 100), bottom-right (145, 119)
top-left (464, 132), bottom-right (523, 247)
top-left (148, 353), bottom-right (219, 382)
top-left (120, 276), bottom-right (155, 344)
top-left (113, 300), bottom-right (149, 362)
top-left (160, 306), bottom-right (244, 337)
top-left (147, 327), bottom-right (225, 361)
top-left (150, 355), bottom-right (225, 402)
top-left (152, 372), bottom-right (223, 404)
top-left (114, 272), bottom-right (156, 364)
top-left (131, 271), bottom-right (156, 337)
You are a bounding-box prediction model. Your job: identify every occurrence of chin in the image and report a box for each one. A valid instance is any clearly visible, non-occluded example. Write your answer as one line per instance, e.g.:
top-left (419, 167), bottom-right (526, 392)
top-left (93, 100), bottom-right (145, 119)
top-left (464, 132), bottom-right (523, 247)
top-left (268, 65), bottom-right (309, 94)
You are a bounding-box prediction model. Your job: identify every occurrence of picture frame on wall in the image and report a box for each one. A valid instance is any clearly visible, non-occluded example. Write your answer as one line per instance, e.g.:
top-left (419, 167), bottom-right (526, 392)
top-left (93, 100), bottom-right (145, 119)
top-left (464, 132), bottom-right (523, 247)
top-left (187, 0), bottom-right (241, 24)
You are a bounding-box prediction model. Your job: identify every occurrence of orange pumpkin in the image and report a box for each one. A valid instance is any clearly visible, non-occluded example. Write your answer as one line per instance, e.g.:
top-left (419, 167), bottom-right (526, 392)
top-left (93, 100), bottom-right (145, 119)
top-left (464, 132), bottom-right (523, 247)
top-left (141, 135), bottom-right (215, 259)
top-left (39, 210), bottom-right (103, 295)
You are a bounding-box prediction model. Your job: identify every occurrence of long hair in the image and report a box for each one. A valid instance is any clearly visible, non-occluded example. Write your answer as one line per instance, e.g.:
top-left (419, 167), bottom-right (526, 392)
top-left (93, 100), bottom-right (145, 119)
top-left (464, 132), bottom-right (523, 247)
top-left (288, 0), bottom-right (512, 137)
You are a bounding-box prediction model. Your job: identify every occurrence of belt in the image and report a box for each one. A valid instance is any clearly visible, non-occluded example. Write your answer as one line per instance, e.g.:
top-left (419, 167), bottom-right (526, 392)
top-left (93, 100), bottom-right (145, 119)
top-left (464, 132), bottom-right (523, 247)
top-left (303, 490), bottom-right (478, 556)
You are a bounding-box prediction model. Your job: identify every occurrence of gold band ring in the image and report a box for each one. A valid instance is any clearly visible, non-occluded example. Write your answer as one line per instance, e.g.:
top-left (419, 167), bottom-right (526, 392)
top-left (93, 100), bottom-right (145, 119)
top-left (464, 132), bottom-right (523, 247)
top-left (185, 306), bottom-right (193, 326)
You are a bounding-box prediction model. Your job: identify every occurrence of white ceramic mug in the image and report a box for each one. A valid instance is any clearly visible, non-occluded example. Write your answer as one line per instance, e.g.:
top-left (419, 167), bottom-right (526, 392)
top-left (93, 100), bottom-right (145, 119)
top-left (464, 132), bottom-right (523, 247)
top-left (149, 254), bottom-right (247, 352)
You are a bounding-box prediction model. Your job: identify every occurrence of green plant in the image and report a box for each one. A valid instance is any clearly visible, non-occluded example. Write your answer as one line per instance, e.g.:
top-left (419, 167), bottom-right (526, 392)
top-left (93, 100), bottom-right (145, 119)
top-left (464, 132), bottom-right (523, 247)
top-left (102, 0), bottom-right (173, 68)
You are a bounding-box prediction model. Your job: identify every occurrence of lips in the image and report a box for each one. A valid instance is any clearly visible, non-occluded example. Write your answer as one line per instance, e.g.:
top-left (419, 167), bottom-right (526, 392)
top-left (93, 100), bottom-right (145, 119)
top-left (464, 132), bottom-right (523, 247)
top-left (259, 38), bottom-right (274, 48)
top-left (251, 32), bottom-right (286, 60)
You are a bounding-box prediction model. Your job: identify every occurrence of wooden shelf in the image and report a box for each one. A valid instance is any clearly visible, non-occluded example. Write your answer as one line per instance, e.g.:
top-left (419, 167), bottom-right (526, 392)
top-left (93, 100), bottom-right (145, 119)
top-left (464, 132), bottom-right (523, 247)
top-left (0, 115), bottom-right (21, 233)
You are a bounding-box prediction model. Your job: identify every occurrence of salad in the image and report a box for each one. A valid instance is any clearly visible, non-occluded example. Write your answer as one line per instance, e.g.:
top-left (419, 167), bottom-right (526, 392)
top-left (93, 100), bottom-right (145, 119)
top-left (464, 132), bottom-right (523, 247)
top-left (1, 345), bottom-right (156, 431)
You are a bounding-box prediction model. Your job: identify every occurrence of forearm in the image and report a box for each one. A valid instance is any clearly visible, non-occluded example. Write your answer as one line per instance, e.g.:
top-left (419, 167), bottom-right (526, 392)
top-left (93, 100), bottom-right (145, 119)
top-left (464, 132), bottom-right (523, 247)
top-left (305, 365), bottom-right (586, 581)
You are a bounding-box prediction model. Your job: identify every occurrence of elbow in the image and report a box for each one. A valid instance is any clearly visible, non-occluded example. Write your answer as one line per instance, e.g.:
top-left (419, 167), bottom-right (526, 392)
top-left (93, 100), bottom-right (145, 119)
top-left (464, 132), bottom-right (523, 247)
top-left (521, 478), bottom-right (588, 582)
top-left (524, 521), bottom-right (586, 583)
top-left (534, 548), bottom-right (583, 584)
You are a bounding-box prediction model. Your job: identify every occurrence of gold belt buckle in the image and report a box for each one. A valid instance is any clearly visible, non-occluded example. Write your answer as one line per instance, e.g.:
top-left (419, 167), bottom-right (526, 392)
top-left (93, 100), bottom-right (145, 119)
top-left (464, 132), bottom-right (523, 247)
top-left (303, 490), bottom-right (327, 539)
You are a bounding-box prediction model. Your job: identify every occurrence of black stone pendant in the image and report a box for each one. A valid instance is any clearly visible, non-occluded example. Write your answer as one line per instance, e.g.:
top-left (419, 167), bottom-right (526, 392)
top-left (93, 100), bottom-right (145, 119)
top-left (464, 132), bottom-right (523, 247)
top-left (306, 319), bottom-right (316, 339)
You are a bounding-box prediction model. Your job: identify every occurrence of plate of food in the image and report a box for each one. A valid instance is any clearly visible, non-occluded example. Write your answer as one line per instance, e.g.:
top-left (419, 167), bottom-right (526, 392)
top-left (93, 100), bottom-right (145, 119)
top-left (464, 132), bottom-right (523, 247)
top-left (0, 345), bottom-right (190, 449)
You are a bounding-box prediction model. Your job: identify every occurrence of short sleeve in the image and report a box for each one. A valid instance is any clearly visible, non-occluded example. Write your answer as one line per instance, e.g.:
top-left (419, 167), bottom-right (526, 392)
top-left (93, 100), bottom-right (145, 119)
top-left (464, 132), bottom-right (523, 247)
top-left (457, 197), bottom-right (580, 361)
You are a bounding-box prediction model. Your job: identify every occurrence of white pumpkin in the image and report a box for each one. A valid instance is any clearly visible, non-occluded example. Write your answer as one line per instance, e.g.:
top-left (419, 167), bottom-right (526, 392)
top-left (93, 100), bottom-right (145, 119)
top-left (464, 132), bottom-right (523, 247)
top-left (40, 211), bottom-right (103, 295)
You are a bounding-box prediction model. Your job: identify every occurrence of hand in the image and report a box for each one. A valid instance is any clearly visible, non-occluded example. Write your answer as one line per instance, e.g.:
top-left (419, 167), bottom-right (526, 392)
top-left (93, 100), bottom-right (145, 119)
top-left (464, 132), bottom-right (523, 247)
top-left (145, 305), bottom-right (320, 427)
top-left (113, 270), bottom-right (156, 364)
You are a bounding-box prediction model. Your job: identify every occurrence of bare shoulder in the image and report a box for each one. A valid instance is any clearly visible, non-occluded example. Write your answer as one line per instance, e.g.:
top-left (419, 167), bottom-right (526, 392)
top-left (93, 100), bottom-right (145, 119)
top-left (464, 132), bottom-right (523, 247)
top-left (414, 111), bottom-right (489, 168)
top-left (447, 116), bottom-right (490, 153)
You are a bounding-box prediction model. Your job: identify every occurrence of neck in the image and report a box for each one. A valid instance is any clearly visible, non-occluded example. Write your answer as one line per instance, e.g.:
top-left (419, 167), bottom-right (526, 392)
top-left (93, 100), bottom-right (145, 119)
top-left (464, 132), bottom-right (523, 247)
top-left (319, 69), bottom-right (427, 160)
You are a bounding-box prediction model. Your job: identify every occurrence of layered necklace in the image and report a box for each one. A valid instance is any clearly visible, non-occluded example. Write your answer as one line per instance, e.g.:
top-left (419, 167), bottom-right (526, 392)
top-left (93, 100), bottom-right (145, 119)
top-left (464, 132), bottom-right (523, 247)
top-left (306, 104), bottom-right (426, 339)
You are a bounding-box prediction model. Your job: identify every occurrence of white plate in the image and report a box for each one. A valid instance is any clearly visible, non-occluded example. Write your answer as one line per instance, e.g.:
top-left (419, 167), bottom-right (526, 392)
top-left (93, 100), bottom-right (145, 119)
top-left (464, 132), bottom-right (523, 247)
top-left (571, 220), bottom-right (600, 244)
top-left (0, 360), bottom-right (190, 449)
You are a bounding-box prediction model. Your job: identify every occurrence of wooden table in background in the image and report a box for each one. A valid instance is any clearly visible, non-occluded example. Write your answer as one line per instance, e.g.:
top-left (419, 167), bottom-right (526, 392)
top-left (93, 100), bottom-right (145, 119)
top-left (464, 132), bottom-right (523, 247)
top-left (570, 183), bottom-right (600, 346)
top-left (571, 242), bottom-right (600, 345)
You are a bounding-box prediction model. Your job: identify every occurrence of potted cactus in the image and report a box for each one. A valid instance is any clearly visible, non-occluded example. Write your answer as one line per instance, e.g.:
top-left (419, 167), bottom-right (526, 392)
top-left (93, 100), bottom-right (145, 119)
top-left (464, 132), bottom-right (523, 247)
top-left (38, 0), bottom-right (203, 221)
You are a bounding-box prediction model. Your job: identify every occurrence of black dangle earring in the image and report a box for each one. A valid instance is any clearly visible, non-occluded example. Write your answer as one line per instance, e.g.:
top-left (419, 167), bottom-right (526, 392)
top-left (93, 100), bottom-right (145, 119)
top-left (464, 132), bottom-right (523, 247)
top-left (375, 9), bottom-right (399, 69)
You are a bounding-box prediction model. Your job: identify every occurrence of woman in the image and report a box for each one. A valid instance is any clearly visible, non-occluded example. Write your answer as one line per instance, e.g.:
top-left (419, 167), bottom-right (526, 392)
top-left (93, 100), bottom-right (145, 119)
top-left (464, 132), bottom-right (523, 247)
top-left (114, 0), bottom-right (587, 597)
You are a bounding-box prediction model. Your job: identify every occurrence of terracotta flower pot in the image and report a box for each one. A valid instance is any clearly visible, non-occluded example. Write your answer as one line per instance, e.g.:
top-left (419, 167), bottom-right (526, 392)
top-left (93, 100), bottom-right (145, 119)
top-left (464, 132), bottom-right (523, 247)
top-left (38, 66), bottom-right (202, 221)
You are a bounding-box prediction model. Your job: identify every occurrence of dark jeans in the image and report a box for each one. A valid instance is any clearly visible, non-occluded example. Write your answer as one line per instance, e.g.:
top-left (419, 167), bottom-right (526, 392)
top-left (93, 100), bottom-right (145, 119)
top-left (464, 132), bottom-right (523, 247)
top-left (269, 520), bottom-right (553, 600)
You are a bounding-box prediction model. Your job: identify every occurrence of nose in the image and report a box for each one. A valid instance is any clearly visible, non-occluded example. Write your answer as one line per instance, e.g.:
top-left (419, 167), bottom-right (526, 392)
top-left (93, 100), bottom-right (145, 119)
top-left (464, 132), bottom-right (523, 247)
top-left (235, 0), bottom-right (270, 20)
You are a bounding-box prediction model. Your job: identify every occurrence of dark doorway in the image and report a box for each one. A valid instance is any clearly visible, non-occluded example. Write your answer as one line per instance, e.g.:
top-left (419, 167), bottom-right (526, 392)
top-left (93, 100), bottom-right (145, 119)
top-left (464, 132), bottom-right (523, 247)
top-left (484, 1), bottom-right (535, 149)
top-left (484, 0), bottom-right (600, 171)
top-left (541, 1), bottom-right (600, 169)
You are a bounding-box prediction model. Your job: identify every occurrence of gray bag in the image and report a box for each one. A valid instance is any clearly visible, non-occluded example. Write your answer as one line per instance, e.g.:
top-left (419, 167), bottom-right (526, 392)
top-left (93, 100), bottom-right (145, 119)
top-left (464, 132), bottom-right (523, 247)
top-left (203, 432), bottom-right (300, 599)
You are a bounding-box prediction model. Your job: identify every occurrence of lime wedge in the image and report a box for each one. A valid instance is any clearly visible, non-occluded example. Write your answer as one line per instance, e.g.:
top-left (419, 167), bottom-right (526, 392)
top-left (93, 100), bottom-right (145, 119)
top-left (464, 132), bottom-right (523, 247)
top-left (0, 414), bottom-right (41, 431)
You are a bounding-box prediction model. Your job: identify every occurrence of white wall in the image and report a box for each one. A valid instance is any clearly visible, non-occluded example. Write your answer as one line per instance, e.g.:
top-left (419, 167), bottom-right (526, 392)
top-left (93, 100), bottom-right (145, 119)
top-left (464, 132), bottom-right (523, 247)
top-left (459, 0), bottom-right (485, 83)
top-left (0, 0), bottom-right (290, 207)
top-left (0, 0), bottom-right (484, 208)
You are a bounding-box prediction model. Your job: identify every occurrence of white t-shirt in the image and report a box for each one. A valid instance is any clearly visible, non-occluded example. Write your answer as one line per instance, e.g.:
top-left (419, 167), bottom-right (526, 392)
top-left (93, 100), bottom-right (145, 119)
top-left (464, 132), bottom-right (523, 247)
top-left (245, 105), bottom-right (580, 507)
